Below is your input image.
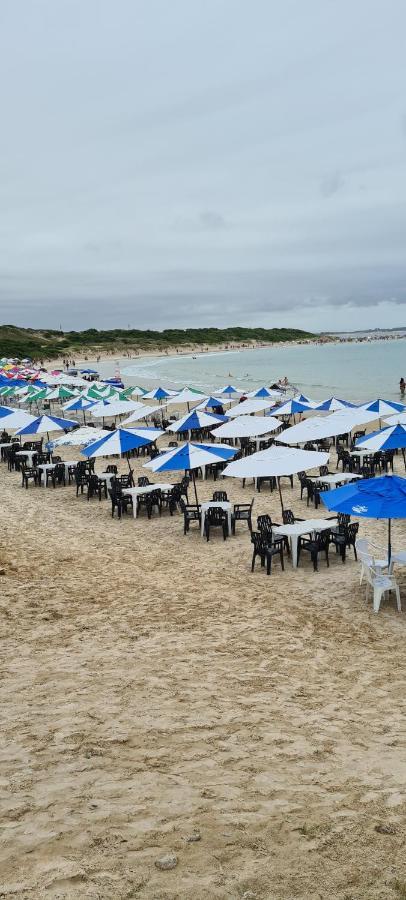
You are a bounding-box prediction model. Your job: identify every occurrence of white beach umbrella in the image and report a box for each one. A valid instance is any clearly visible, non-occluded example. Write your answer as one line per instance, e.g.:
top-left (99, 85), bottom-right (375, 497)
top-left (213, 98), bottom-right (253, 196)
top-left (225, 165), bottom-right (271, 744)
top-left (227, 397), bottom-right (277, 417)
top-left (360, 399), bottom-right (406, 416)
top-left (166, 409), bottom-right (227, 433)
top-left (223, 445), bottom-right (329, 508)
top-left (278, 408), bottom-right (378, 445)
top-left (122, 404), bottom-right (166, 424)
top-left (49, 426), bottom-right (110, 449)
top-left (0, 410), bottom-right (37, 430)
top-left (89, 400), bottom-right (145, 418)
top-left (272, 399), bottom-right (314, 416)
top-left (246, 387), bottom-right (283, 399)
top-left (211, 415), bottom-right (281, 439)
top-left (384, 412), bottom-right (406, 426)
top-left (165, 388), bottom-right (207, 406)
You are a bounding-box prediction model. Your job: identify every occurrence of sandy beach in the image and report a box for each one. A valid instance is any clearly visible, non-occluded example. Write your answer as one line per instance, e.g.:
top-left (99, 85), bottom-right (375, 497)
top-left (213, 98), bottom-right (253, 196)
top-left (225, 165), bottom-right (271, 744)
top-left (1, 421), bottom-right (406, 900)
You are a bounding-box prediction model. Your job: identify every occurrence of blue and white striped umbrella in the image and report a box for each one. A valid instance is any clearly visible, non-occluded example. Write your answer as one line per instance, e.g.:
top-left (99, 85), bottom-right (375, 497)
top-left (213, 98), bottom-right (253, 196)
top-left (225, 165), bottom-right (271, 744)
top-left (247, 386), bottom-right (282, 399)
top-left (355, 423), bottom-right (406, 453)
top-left (142, 386), bottom-right (177, 401)
top-left (314, 397), bottom-right (356, 412)
top-left (273, 399), bottom-right (313, 416)
top-left (167, 409), bottom-right (228, 433)
top-left (15, 414), bottom-right (78, 435)
top-left (144, 441), bottom-right (236, 502)
top-left (62, 397), bottom-right (97, 411)
top-left (82, 426), bottom-right (164, 458)
top-left (217, 384), bottom-right (241, 396)
top-left (361, 399), bottom-right (406, 416)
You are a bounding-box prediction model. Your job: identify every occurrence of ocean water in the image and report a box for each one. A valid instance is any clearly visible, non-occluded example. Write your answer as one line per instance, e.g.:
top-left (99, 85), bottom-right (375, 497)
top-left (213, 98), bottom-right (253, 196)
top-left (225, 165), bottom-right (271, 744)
top-left (107, 339), bottom-right (406, 404)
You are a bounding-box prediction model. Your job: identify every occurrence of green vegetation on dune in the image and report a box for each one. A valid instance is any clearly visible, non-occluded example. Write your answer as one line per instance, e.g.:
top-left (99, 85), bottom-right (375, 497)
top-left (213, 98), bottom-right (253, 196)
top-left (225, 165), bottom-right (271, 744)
top-left (0, 324), bottom-right (316, 361)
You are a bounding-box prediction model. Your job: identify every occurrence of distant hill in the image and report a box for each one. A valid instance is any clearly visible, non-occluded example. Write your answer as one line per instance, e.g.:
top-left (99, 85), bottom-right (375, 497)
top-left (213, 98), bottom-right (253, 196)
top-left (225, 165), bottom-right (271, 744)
top-left (0, 324), bottom-right (316, 361)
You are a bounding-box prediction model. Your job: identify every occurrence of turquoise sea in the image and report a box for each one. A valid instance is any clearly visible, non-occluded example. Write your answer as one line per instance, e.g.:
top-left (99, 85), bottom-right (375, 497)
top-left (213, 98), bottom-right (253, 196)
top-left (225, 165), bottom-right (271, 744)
top-left (108, 339), bottom-right (406, 404)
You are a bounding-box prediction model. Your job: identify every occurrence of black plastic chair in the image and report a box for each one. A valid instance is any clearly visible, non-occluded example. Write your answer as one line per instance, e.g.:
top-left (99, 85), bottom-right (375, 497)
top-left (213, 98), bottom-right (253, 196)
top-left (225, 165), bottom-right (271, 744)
top-left (137, 489), bottom-right (162, 519)
top-left (251, 530), bottom-right (285, 574)
top-left (329, 522), bottom-right (359, 562)
top-left (179, 498), bottom-right (201, 534)
top-left (87, 473), bottom-right (107, 501)
top-left (297, 529), bottom-right (330, 571)
top-left (138, 476), bottom-right (150, 487)
top-left (75, 472), bottom-right (89, 496)
top-left (231, 498), bottom-right (254, 534)
top-left (21, 466), bottom-right (39, 489)
top-left (212, 490), bottom-right (228, 502)
top-left (46, 463), bottom-right (66, 488)
top-left (204, 506), bottom-right (228, 541)
top-left (108, 486), bottom-right (133, 518)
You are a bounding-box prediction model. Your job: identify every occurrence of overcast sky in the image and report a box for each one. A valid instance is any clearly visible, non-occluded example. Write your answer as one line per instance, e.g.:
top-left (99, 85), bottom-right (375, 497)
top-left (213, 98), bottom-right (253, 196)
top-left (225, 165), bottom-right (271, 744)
top-left (1, 0), bottom-right (406, 332)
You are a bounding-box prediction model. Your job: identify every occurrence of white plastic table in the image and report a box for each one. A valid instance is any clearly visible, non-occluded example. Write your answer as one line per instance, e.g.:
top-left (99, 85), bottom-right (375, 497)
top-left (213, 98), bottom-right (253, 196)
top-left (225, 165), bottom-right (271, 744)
top-left (200, 501), bottom-right (232, 537)
top-left (16, 450), bottom-right (38, 467)
top-left (273, 517), bottom-right (338, 568)
top-left (312, 473), bottom-right (362, 489)
top-left (123, 483), bottom-right (173, 519)
top-left (98, 471), bottom-right (116, 490)
top-left (37, 463), bottom-right (56, 486)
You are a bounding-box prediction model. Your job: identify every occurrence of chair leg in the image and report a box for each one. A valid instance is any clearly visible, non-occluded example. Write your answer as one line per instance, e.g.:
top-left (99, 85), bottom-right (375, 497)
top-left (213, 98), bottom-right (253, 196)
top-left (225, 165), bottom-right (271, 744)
top-left (280, 547), bottom-right (284, 571)
top-left (373, 586), bottom-right (382, 613)
top-left (395, 585), bottom-right (401, 612)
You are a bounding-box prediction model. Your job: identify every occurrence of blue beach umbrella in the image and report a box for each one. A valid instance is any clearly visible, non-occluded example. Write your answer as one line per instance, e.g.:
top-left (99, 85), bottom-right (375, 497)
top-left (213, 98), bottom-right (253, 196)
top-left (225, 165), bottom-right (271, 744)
top-left (273, 399), bottom-right (313, 416)
top-left (355, 423), bottom-right (406, 453)
top-left (14, 414), bottom-right (77, 435)
top-left (249, 386), bottom-right (278, 399)
top-left (314, 397), bottom-right (356, 412)
top-left (362, 399), bottom-right (406, 416)
top-left (167, 409), bottom-right (228, 434)
top-left (322, 474), bottom-right (406, 563)
top-left (196, 396), bottom-right (228, 410)
top-left (144, 441), bottom-right (236, 503)
top-left (142, 386), bottom-right (176, 402)
top-left (82, 426), bottom-right (164, 466)
top-left (217, 384), bottom-right (240, 397)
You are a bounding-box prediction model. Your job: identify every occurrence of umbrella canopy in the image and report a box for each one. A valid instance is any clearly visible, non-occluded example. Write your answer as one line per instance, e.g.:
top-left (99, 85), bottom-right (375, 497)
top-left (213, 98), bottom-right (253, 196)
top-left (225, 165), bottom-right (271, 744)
top-left (223, 445), bottom-right (329, 509)
top-left (195, 395), bottom-right (225, 410)
top-left (166, 388), bottom-right (206, 406)
top-left (384, 412), bottom-right (406, 426)
top-left (278, 408), bottom-right (378, 445)
top-left (273, 399), bottom-right (313, 416)
top-left (122, 404), bottom-right (165, 424)
top-left (355, 424), bottom-right (406, 452)
top-left (0, 410), bottom-right (37, 430)
top-left (166, 409), bottom-right (227, 433)
top-left (322, 474), bottom-right (406, 562)
top-left (227, 397), bottom-right (276, 417)
top-left (46, 386), bottom-right (78, 401)
top-left (247, 386), bottom-right (283, 399)
top-left (211, 415), bottom-right (281, 439)
top-left (48, 426), bottom-right (110, 449)
top-left (14, 414), bottom-right (77, 435)
top-left (89, 399), bottom-right (145, 418)
top-left (144, 441), bottom-right (237, 503)
top-left (142, 387), bottom-right (177, 401)
top-left (217, 384), bottom-right (241, 396)
top-left (314, 397), bottom-right (356, 412)
top-left (62, 397), bottom-right (97, 412)
top-left (361, 399), bottom-right (406, 416)
top-left (82, 426), bottom-right (164, 459)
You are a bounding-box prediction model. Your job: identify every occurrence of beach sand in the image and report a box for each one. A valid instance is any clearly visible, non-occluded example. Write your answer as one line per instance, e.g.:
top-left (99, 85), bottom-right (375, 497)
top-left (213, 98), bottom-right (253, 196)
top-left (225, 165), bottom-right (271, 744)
top-left (1, 433), bottom-right (406, 899)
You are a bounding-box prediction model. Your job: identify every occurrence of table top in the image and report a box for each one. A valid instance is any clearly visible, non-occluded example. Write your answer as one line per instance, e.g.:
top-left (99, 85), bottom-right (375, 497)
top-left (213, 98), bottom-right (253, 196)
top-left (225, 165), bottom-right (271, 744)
top-left (123, 482), bottom-right (173, 497)
top-left (318, 473), bottom-right (362, 485)
top-left (274, 517), bottom-right (338, 537)
top-left (37, 463), bottom-right (56, 471)
top-left (201, 500), bottom-right (232, 512)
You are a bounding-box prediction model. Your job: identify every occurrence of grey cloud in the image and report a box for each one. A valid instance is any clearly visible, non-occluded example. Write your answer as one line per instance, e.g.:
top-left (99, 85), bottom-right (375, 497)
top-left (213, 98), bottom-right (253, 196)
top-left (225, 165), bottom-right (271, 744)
top-left (0, 0), bottom-right (406, 332)
top-left (320, 171), bottom-right (345, 197)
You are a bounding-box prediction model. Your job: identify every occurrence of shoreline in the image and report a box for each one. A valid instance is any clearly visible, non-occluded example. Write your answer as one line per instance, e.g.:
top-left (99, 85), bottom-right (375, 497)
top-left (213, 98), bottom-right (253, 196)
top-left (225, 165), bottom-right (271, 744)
top-left (49, 332), bottom-right (406, 377)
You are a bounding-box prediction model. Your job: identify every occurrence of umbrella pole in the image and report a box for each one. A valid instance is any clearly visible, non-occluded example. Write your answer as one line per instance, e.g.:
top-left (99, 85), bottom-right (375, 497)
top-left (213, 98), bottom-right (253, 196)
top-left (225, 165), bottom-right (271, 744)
top-left (388, 518), bottom-right (392, 565)
top-left (192, 470), bottom-right (199, 506)
top-left (277, 477), bottom-right (284, 512)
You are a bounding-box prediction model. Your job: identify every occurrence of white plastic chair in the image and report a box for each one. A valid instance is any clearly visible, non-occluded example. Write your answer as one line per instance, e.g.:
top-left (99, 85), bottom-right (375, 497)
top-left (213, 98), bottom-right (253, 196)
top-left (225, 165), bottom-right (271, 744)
top-left (355, 539), bottom-right (389, 584)
top-left (364, 564), bottom-right (401, 614)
